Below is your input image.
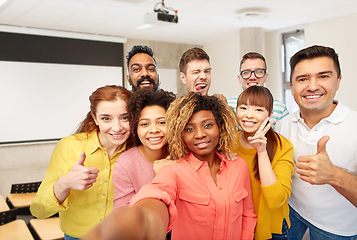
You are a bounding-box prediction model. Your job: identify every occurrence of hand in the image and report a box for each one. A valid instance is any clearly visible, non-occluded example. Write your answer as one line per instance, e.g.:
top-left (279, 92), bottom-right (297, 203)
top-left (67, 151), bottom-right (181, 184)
top-left (66, 152), bottom-right (99, 190)
top-left (213, 93), bottom-right (228, 104)
top-left (153, 156), bottom-right (177, 175)
top-left (248, 117), bottom-right (275, 153)
top-left (220, 149), bottom-right (238, 161)
top-left (296, 136), bottom-right (335, 185)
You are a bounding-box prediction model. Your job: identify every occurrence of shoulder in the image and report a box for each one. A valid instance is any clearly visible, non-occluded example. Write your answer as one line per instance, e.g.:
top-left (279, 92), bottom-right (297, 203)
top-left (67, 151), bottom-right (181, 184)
top-left (116, 147), bottom-right (141, 163)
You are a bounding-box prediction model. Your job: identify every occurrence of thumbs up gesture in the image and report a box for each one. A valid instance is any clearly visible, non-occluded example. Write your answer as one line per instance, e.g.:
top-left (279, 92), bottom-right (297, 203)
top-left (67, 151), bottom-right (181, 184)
top-left (296, 136), bottom-right (335, 185)
top-left (66, 152), bottom-right (99, 191)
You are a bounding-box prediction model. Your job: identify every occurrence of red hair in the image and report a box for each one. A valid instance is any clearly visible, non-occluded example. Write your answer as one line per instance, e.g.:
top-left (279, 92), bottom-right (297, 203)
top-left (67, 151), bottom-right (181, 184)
top-left (74, 85), bottom-right (132, 148)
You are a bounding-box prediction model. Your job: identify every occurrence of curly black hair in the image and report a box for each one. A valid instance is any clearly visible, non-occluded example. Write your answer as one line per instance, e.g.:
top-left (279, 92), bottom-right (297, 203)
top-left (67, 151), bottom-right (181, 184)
top-left (126, 45), bottom-right (156, 69)
top-left (166, 92), bottom-right (238, 160)
top-left (127, 89), bottom-right (176, 146)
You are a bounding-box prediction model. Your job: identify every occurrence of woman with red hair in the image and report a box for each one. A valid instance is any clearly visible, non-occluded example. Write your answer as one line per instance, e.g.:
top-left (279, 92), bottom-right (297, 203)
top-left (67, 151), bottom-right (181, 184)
top-left (30, 85), bottom-right (133, 240)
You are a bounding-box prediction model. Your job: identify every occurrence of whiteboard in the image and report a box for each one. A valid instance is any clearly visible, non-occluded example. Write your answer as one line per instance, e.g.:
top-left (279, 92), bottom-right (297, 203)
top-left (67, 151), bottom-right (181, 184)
top-left (0, 61), bottom-right (122, 143)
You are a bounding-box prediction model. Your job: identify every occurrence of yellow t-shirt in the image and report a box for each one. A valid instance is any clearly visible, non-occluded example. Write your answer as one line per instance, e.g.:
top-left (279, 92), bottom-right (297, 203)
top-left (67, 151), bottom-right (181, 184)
top-left (30, 130), bottom-right (126, 238)
top-left (231, 131), bottom-right (294, 240)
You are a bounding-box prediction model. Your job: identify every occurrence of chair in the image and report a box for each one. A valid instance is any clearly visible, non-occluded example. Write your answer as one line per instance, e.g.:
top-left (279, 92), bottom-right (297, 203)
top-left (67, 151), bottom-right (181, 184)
top-left (0, 195), bottom-right (9, 212)
top-left (28, 217), bottom-right (64, 240)
top-left (0, 209), bottom-right (34, 240)
top-left (6, 181), bottom-right (41, 215)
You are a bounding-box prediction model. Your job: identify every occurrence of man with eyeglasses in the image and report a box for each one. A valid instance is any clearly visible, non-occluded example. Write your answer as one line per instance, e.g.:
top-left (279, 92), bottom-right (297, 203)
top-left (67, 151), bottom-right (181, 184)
top-left (227, 52), bottom-right (289, 125)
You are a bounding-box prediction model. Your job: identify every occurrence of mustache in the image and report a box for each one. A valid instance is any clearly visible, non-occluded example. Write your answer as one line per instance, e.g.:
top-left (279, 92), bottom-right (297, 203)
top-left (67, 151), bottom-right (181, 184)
top-left (137, 76), bottom-right (156, 85)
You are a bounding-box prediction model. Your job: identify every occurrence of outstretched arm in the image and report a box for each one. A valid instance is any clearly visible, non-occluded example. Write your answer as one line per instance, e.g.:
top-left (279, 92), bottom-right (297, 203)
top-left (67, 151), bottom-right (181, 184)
top-left (296, 136), bottom-right (357, 207)
top-left (82, 199), bottom-right (169, 240)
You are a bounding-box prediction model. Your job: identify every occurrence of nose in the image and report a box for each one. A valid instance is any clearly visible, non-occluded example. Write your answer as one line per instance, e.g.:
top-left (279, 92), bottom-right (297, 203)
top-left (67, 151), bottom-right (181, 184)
top-left (248, 72), bottom-right (257, 80)
top-left (199, 71), bottom-right (207, 80)
top-left (149, 123), bottom-right (159, 133)
top-left (307, 78), bottom-right (319, 91)
top-left (140, 67), bottom-right (149, 77)
top-left (195, 127), bottom-right (206, 139)
top-left (246, 108), bottom-right (254, 118)
top-left (112, 120), bottom-right (122, 132)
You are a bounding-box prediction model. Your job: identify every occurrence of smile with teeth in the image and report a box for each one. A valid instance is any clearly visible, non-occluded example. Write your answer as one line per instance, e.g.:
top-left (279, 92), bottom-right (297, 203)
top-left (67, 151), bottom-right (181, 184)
top-left (195, 141), bottom-right (210, 148)
top-left (110, 132), bottom-right (126, 138)
top-left (147, 136), bottom-right (163, 141)
top-left (304, 94), bottom-right (322, 99)
top-left (243, 120), bottom-right (256, 126)
top-left (140, 80), bottom-right (152, 85)
top-left (247, 82), bottom-right (258, 86)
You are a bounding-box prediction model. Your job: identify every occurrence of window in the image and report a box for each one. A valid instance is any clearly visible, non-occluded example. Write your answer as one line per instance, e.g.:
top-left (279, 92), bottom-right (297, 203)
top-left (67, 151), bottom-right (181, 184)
top-left (282, 30), bottom-right (305, 113)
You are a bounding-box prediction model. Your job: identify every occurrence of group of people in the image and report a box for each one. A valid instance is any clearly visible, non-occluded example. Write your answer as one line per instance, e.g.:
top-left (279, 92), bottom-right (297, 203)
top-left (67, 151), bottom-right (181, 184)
top-left (29, 44), bottom-right (357, 240)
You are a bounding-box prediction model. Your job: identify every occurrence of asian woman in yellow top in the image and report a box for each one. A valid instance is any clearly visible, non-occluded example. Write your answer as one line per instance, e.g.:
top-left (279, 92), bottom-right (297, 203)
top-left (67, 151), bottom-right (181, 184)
top-left (232, 86), bottom-right (294, 240)
top-left (30, 85), bottom-right (133, 240)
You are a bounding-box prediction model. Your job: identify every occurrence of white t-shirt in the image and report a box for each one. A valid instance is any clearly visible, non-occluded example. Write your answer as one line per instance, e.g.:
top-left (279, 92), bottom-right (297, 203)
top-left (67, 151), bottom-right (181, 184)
top-left (275, 102), bottom-right (357, 236)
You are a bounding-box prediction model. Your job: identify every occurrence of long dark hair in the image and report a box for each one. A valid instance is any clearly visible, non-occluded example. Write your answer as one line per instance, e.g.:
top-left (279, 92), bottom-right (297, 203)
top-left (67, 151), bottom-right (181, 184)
top-left (237, 86), bottom-right (282, 179)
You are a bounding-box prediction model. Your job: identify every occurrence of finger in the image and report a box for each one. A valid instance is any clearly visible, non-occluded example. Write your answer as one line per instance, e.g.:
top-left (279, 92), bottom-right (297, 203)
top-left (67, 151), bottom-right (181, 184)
top-left (257, 117), bottom-right (270, 134)
top-left (75, 152), bottom-right (86, 166)
top-left (262, 117), bottom-right (274, 135)
top-left (316, 135), bottom-right (330, 154)
top-left (88, 167), bottom-right (99, 174)
top-left (297, 155), bottom-right (310, 163)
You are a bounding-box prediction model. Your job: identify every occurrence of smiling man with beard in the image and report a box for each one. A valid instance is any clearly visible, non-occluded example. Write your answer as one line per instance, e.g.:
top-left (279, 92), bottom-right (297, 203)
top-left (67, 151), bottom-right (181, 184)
top-left (126, 45), bottom-right (159, 92)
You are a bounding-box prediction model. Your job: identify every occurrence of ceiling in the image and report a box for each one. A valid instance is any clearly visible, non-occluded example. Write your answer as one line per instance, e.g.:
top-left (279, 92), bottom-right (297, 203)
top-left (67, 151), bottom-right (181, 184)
top-left (0, 0), bottom-right (357, 45)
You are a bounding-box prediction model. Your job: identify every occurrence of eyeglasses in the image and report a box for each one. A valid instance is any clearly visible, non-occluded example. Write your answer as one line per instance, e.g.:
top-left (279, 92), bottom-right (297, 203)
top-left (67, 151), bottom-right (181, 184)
top-left (240, 69), bottom-right (267, 79)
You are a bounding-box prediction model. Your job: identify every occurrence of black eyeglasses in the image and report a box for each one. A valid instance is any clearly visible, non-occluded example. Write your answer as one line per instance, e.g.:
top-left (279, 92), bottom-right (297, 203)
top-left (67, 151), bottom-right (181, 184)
top-left (240, 69), bottom-right (267, 79)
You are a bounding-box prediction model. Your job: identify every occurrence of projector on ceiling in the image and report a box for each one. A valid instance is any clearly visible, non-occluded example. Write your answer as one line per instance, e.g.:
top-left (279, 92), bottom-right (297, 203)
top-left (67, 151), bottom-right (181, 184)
top-left (144, 12), bottom-right (178, 26)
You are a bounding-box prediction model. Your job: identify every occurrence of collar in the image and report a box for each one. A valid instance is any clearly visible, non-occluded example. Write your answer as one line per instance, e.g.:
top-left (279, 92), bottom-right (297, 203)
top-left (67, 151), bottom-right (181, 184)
top-left (186, 151), bottom-right (226, 172)
top-left (85, 130), bottom-right (126, 157)
top-left (292, 100), bottom-right (350, 125)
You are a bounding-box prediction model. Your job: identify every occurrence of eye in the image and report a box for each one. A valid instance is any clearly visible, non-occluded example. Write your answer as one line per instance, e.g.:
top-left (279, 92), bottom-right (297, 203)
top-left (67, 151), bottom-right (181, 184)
top-left (139, 122), bottom-right (148, 127)
top-left (204, 123), bottom-right (213, 128)
top-left (204, 69), bottom-right (211, 74)
top-left (256, 69), bottom-right (264, 74)
top-left (148, 67), bottom-right (156, 72)
top-left (255, 108), bottom-right (264, 112)
top-left (121, 115), bottom-right (129, 121)
top-left (132, 67), bottom-right (140, 72)
top-left (158, 120), bottom-right (166, 125)
top-left (320, 75), bottom-right (329, 79)
top-left (101, 117), bottom-right (110, 121)
top-left (242, 70), bottom-right (251, 75)
top-left (185, 127), bottom-right (194, 132)
top-left (297, 77), bottom-right (307, 82)
top-left (238, 105), bottom-right (247, 110)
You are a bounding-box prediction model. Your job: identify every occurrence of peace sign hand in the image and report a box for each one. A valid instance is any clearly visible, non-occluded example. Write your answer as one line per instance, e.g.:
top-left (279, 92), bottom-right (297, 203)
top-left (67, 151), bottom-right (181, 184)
top-left (247, 117), bottom-right (276, 153)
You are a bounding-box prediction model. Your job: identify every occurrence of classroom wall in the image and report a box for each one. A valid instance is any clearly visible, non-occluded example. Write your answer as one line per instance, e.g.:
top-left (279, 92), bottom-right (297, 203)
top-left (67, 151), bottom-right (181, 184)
top-left (204, 38), bottom-right (242, 99)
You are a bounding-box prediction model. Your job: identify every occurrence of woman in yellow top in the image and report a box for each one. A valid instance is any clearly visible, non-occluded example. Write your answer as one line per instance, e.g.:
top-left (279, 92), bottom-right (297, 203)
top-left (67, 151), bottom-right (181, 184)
top-left (232, 86), bottom-right (294, 240)
top-left (30, 85), bottom-right (133, 240)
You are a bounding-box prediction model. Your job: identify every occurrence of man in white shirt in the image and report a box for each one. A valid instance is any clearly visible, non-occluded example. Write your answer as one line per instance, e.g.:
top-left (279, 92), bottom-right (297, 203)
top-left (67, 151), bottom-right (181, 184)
top-left (275, 45), bottom-right (357, 239)
top-left (227, 52), bottom-right (289, 125)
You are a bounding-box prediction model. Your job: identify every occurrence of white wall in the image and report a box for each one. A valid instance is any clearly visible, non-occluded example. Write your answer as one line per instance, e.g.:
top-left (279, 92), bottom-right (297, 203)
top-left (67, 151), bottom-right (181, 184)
top-left (204, 38), bottom-right (242, 99)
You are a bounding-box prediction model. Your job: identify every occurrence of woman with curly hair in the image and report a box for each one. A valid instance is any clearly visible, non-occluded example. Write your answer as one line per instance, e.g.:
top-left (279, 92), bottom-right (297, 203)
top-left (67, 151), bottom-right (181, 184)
top-left (83, 92), bottom-right (257, 240)
top-left (112, 89), bottom-right (176, 208)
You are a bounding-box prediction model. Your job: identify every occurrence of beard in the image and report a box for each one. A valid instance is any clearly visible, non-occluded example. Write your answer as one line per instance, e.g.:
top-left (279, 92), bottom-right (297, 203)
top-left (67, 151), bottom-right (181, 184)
top-left (129, 76), bottom-right (159, 92)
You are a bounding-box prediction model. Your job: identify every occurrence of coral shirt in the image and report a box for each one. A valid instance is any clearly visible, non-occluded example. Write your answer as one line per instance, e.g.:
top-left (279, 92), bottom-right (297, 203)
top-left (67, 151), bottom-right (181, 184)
top-left (130, 152), bottom-right (257, 240)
